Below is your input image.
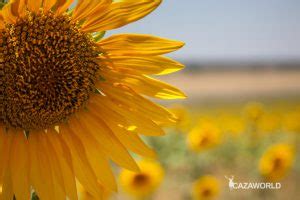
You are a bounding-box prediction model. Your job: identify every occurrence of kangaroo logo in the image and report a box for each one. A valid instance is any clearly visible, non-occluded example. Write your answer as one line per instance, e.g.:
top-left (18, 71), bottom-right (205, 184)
top-left (225, 175), bottom-right (235, 190)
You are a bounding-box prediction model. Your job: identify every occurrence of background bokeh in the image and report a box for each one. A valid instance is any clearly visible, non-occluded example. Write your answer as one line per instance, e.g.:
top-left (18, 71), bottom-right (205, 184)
top-left (107, 0), bottom-right (300, 199)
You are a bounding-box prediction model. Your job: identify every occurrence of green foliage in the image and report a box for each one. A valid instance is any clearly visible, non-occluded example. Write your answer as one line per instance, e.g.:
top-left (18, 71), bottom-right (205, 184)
top-left (31, 193), bottom-right (40, 200)
top-left (0, 2), bottom-right (6, 9)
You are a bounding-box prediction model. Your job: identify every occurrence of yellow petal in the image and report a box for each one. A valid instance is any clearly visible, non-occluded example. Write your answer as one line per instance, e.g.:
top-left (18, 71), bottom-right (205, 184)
top-left (109, 126), bottom-right (157, 158)
top-left (0, 127), bottom-right (4, 184)
top-left (67, 122), bottom-right (117, 191)
top-left (27, 0), bottom-right (42, 13)
top-left (60, 125), bottom-right (104, 199)
top-left (125, 75), bottom-right (186, 99)
top-left (102, 69), bottom-right (186, 99)
top-left (100, 55), bottom-right (184, 75)
top-left (89, 99), bottom-right (156, 157)
top-left (81, 0), bottom-right (161, 32)
top-left (42, 133), bottom-right (67, 200)
top-left (0, 131), bottom-right (14, 200)
top-left (47, 131), bottom-right (78, 200)
top-left (28, 132), bottom-right (54, 200)
top-left (1, 170), bottom-right (13, 200)
top-left (98, 34), bottom-right (184, 56)
top-left (11, 0), bottom-right (24, 16)
top-left (10, 132), bottom-right (30, 200)
top-left (55, 0), bottom-right (74, 15)
top-left (29, 133), bottom-right (56, 200)
top-left (4, 0), bottom-right (27, 17)
top-left (72, 0), bottom-right (111, 22)
top-left (0, 13), bottom-right (4, 29)
top-left (1, 1), bottom-right (19, 23)
top-left (76, 113), bottom-right (139, 172)
top-left (99, 83), bottom-right (177, 124)
top-left (90, 97), bottom-right (165, 136)
top-left (43, 0), bottom-right (57, 11)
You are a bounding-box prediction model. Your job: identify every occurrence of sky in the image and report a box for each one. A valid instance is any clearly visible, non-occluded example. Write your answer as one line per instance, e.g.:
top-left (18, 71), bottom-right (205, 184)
top-left (110, 0), bottom-right (300, 62)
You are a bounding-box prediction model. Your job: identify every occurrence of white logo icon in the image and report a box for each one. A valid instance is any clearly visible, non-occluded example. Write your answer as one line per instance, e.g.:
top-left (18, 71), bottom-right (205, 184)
top-left (224, 175), bottom-right (281, 190)
top-left (225, 175), bottom-right (235, 190)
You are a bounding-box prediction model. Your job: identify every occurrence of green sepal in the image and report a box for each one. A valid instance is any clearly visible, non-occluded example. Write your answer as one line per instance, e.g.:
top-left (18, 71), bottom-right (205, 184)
top-left (67, 7), bottom-right (74, 15)
top-left (94, 88), bottom-right (102, 94)
top-left (31, 192), bottom-right (40, 200)
top-left (0, 2), bottom-right (6, 10)
top-left (93, 31), bottom-right (106, 42)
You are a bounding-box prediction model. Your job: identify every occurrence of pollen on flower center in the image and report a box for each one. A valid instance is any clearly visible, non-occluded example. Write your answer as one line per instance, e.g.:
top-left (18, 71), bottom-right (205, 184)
top-left (202, 188), bottom-right (212, 197)
top-left (0, 11), bottom-right (100, 130)
top-left (133, 174), bottom-right (150, 186)
top-left (272, 157), bottom-right (283, 171)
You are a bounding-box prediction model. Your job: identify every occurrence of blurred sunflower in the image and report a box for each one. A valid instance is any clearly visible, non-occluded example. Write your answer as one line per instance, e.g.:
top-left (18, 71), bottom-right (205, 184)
top-left (0, 0), bottom-right (185, 199)
top-left (243, 102), bottom-right (265, 122)
top-left (259, 143), bottom-right (295, 181)
top-left (187, 122), bottom-right (222, 152)
top-left (192, 175), bottom-right (220, 200)
top-left (282, 111), bottom-right (300, 133)
top-left (217, 114), bottom-right (245, 136)
top-left (257, 112), bottom-right (281, 134)
top-left (119, 160), bottom-right (164, 198)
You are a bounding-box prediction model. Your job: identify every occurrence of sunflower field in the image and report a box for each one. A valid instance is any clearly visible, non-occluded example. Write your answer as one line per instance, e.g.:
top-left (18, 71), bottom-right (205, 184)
top-left (111, 98), bottom-right (300, 200)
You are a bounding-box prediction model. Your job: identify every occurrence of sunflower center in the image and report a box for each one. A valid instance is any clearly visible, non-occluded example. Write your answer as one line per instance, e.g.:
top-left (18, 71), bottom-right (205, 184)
top-left (272, 157), bottom-right (283, 171)
top-left (133, 174), bottom-right (150, 187)
top-left (201, 188), bottom-right (212, 197)
top-left (0, 11), bottom-right (99, 130)
top-left (199, 135), bottom-right (209, 146)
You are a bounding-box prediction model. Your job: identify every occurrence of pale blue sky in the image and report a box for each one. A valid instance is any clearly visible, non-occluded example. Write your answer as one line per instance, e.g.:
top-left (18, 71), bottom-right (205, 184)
top-left (109, 0), bottom-right (300, 62)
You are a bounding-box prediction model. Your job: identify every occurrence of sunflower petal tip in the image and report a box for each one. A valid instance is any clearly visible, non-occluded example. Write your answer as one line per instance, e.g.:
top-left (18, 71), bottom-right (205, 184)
top-left (171, 91), bottom-right (187, 99)
top-left (178, 41), bottom-right (185, 48)
top-left (181, 92), bottom-right (188, 99)
top-left (155, 0), bottom-right (163, 6)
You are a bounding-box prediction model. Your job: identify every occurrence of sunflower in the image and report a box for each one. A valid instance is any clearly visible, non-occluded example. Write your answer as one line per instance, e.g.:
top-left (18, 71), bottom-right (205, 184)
top-left (192, 175), bottom-right (220, 200)
top-left (259, 143), bottom-right (295, 181)
top-left (256, 112), bottom-right (281, 134)
top-left (119, 160), bottom-right (164, 198)
top-left (217, 114), bottom-right (245, 136)
top-left (243, 102), bottom-right (265, 122)
top-left (282, 110), bottom-right (300, 133)
top-left (0, 0), bottom-right (185, 199)
top-left (187, 121), bottom-right (222, 152)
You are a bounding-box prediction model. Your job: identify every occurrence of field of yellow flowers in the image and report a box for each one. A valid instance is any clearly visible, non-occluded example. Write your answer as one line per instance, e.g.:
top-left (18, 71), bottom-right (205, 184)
top-left (110, 98), bottom-right (300, 200)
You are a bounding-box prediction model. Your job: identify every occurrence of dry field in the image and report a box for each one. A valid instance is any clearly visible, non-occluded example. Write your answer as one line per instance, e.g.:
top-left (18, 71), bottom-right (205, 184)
top-left (161, 70), bottom-right (300, 100)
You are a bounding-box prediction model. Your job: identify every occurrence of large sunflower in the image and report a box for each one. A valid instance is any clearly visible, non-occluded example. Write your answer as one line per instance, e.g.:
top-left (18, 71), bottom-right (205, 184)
top-left (0, 0), bottom-right (185, 199)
